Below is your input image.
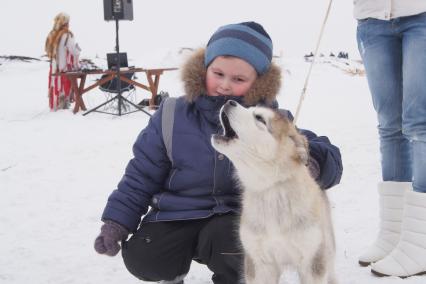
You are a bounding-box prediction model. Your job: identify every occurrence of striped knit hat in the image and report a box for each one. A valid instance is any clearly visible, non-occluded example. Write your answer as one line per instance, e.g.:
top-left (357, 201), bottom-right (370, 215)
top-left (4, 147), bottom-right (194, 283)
top-left (204, 22), bottom-right (273, 75)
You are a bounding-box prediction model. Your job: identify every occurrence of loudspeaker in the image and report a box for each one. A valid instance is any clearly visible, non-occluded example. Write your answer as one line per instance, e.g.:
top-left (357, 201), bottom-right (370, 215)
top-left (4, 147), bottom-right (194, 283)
top-left (103, 0), bottom-right (133, 21)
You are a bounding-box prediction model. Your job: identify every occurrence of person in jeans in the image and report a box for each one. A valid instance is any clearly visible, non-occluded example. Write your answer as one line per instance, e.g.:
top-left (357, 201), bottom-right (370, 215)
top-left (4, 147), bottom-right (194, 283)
top-left (93, 21), bottom-right (343, 284)
top-left (354, 1), bottom-right (426, 278)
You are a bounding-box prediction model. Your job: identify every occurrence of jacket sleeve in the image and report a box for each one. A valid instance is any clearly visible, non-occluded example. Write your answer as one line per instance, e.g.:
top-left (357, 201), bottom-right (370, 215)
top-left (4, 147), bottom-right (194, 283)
top-left (101, 104), bottom-right (171, 232)
top-left (278, 109), bottom-right (343, 190)
top-left (301, 128), bottom-right (343, 190)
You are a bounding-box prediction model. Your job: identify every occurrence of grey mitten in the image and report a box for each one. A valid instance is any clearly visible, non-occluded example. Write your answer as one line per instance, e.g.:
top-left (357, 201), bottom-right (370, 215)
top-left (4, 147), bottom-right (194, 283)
top-left (94, 220), bottom-right (129, 256)
top-left (308, 156), bottom-right (320, 180)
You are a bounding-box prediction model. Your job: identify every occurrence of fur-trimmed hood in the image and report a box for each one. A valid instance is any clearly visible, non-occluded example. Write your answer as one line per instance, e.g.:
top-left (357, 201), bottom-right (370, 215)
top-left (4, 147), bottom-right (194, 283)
top-left (180, 48), bottom-right (282, 106)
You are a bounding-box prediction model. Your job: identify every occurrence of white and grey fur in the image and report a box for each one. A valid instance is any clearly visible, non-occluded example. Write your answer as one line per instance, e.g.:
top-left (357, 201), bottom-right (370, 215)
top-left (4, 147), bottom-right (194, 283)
top-left (211, 100), bottom-right (337, 284)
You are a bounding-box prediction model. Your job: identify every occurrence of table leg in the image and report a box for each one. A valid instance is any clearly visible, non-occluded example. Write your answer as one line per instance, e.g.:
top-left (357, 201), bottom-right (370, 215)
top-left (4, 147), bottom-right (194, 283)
top-left (146, 72), bottom-right (161, 109)
top-left (78, 76), bottom-right (87, 111)
top-left (71, 74), bottom-right (87, 114)
top-left (70, 76), bottom-right (81, 114)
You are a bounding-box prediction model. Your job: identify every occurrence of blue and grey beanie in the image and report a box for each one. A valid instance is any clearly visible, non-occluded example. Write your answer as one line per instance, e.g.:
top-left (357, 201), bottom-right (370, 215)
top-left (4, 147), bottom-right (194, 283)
top-left (204, 21), bottom-right (273, 75)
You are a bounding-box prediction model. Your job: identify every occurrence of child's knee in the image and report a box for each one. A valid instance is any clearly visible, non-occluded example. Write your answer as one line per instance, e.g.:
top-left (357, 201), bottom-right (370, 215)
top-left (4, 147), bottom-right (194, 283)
top-left (122, 236), bottom-right (190, 281)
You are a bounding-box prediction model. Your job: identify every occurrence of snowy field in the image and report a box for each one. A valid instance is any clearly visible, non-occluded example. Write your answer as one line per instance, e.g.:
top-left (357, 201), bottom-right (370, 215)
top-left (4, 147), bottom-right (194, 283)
top-left (1, 1), bottom-right (425, 283)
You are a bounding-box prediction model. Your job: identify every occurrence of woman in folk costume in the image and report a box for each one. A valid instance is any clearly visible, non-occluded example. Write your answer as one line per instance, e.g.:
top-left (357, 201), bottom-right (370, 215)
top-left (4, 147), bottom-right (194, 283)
top-left (45, 12), bottom-right (81, 111)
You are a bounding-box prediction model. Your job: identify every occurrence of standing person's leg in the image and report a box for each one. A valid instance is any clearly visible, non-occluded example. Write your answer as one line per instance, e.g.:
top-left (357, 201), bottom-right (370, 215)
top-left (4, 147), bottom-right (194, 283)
top-left (401, 12), bottom-right (426, 194)
top-left (358, 19), bottom-right (411, 181)
top-left (371, 12), bottom-right (426, 278)
top-left (356, 18), bottom-right (411, 266)
top-left (122, 219), bottom-right (206, 282)
top-left (195, 214), bottom-right (243, 284)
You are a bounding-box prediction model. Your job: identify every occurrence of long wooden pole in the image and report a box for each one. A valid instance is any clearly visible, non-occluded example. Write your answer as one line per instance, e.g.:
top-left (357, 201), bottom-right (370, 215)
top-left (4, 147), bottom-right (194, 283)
top-left (293, 0), bottom-right (333, 124)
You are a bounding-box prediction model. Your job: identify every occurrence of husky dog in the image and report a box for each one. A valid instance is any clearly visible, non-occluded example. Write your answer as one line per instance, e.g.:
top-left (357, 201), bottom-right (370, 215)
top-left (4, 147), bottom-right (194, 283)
top-left (211, 100), bottom-right (337, 284)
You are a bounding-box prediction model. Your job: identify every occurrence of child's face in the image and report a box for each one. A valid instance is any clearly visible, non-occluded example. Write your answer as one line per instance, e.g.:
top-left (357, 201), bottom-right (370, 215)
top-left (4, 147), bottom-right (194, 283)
top-left (206, 56), bottom-right (257, 97)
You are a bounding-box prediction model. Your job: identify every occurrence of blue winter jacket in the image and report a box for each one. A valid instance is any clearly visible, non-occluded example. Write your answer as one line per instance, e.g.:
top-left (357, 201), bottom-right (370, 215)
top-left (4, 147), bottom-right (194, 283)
top-left (102, 95), bottom-right (343, 232)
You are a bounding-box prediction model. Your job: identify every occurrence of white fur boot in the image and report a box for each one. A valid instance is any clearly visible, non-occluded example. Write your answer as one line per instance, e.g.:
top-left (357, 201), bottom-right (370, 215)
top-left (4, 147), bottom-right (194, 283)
top-left (358, 182), bottom-right (411, 266)
top-left (371, 190), bottom-right (426, 277)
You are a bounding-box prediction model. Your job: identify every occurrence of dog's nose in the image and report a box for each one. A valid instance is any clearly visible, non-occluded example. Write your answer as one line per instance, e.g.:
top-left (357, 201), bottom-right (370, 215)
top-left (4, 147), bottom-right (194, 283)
top-left (228, 100), bottom-right (237, 107)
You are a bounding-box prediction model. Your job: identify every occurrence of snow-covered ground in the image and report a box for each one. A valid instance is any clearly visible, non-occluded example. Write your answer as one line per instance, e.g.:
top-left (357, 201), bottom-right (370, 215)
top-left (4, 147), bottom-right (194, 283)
top-left (1, 1), bottom-right (425, 283)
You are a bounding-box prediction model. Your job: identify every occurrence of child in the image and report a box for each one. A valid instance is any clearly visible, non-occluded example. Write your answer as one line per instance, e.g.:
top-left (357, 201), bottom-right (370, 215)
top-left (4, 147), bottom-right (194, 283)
top-left (94, 21), bottom-right (343, 284)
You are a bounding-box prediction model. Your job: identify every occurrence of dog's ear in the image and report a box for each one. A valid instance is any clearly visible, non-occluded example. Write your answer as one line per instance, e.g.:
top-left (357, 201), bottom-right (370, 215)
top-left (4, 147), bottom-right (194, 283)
top-left (289, 132), bottom-right (309, 165)
top-left (273, 110), bottom-right (309, 165)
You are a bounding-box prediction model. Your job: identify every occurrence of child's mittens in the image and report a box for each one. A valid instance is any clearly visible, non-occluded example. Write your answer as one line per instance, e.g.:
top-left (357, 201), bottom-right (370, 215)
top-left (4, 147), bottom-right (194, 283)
top-left (94, 220), bottom-right (129, 256)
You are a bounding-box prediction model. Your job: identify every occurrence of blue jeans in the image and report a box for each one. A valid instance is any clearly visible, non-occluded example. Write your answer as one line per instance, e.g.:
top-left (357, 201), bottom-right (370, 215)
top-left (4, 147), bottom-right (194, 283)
top-left (357, 12), bottom-right (426, 193)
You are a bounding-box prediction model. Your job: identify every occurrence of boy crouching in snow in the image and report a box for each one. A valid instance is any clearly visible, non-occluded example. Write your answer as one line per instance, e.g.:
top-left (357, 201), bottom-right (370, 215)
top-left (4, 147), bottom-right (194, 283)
top-left (94, 21), bottom-right (342, 284)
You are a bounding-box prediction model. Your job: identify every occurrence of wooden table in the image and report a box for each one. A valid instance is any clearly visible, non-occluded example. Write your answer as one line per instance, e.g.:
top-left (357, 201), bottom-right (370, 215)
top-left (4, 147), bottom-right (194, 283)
top-left (62, 67), bottom-right (178, 114)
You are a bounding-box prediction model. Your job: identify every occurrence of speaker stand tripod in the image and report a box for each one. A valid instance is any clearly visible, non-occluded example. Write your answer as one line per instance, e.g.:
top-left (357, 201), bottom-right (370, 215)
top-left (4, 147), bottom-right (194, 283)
top-left (83, 18), bottom-right (151, 117)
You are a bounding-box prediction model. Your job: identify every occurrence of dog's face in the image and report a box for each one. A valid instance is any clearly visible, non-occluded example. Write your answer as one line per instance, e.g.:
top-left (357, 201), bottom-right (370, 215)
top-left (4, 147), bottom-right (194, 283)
top-left (211, 100), bottom-right (308, 168)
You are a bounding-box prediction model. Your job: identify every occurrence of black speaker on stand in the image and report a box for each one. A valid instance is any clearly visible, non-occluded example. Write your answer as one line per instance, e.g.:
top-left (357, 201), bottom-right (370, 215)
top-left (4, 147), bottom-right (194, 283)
top-left (84, 0), bottom-right (150, 116)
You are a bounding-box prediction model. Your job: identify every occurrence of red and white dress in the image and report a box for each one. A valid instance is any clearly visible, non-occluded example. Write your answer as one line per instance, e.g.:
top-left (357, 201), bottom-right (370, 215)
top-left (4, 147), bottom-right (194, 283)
top-left (48, 33), bottom-right (81, 110)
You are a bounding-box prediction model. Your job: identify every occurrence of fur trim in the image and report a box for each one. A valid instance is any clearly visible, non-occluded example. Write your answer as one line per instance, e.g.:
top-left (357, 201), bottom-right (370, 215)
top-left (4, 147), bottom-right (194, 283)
top-left (245, 60), bottom-right (281, 106)
top-left (54, 13), bottom-right (70, 30)
top-left (45, 28), bottom-right (73, 60)
top-left (45, 13), bottom-right (72, 60)
top-left (180, 48), bottom-right (281, 106)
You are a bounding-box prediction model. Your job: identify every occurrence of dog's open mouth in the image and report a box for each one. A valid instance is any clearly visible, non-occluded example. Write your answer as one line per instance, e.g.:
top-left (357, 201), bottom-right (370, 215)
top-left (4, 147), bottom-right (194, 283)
top-left (213, 109), bottom-right (238, 143)
top-left (211, 104), bottom-right (240, 147)
top-left (221, 110), bottom-right (238, 139)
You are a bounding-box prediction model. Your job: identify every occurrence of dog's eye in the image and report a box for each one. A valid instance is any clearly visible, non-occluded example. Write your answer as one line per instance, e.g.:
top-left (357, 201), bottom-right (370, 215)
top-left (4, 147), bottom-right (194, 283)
top-left (254, 114), bottom-right (266, 125)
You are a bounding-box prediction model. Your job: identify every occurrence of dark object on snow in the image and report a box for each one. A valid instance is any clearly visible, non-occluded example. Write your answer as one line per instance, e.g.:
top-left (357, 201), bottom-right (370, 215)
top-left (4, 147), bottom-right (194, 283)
top-left (337, 51), bottom-right (349, 59)
top-left (304, 52), bottom-right (314, 58)
top-left (79, 58), bottom-right (100, 71)
top-left (139, 91), bottom-right (169, 107)
top-left (0, 55), bottom-right (40, 62)
top-left (304, 52), bottom-right (314, 62)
